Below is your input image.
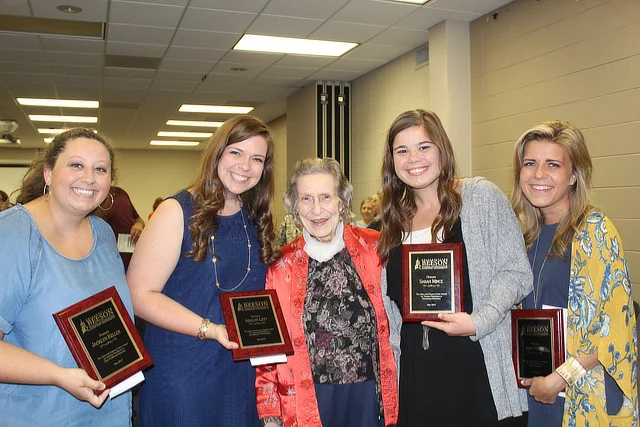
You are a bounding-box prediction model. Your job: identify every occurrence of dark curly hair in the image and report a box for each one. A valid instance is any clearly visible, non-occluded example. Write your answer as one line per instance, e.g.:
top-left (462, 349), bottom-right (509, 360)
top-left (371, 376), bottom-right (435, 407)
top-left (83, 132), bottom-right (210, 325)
top-left (16, 128), bottom-right (115, 206)
top-left (187, 115), bottom-right (278, 265)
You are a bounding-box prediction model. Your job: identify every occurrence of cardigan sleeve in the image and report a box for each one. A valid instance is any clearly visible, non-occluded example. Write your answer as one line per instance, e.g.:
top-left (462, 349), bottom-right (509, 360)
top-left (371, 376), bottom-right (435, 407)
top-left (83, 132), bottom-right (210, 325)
top-left (381, 267), bottom-right (402, 379)
top-left (464, 179), bottom-right (533, 341)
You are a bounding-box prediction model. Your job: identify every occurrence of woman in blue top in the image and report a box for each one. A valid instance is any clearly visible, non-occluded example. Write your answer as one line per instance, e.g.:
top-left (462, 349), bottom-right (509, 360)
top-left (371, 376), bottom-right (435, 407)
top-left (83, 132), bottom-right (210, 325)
top-left (128, 115), bottom-right (278, 426)
top-left (0, 128), bottom-right (133, 426)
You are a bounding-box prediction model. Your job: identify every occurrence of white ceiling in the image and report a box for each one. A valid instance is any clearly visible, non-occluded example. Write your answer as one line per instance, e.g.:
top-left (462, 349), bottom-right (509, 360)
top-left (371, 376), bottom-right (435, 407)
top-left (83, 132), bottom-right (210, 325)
top-left (0, 0), bottom-right (512, 150)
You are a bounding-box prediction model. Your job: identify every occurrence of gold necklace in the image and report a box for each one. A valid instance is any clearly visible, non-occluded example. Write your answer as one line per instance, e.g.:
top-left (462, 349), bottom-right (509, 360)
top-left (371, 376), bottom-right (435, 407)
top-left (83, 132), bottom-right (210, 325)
top-left (530, 236), bottom-right (550, 309)
top-left (210, 208), bottom-right (251, 292)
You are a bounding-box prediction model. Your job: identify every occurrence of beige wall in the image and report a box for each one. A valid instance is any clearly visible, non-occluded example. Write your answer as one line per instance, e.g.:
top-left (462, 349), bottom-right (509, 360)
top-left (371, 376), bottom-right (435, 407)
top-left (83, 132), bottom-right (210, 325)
top-left (351, 50), bottom-right (431, 212)
top-left (470, 0), bottom-right (640, 294)
top-left (268, 114), bottom-right (287, 227)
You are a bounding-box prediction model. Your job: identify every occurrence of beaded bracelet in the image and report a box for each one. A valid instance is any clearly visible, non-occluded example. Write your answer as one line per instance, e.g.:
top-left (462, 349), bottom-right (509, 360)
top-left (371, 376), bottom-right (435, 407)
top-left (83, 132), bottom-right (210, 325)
top-left (555, 356), bottom-right (587, 386)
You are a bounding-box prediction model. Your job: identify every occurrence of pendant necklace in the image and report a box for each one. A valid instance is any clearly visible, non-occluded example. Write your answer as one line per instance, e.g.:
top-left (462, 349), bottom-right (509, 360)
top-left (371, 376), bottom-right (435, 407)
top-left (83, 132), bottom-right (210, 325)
top-left (210, 207), bottom-right (251, 292)
top-left (530, 236), bottom-right (550, 309)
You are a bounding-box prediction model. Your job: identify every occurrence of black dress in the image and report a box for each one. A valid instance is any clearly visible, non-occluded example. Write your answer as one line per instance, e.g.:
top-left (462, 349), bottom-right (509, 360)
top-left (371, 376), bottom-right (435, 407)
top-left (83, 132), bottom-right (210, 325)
top-left (387, 219), bottom-right (513, 427)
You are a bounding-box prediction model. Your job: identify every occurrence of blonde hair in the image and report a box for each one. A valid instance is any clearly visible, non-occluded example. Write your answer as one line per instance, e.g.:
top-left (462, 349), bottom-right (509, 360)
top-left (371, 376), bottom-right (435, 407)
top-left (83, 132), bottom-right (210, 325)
top-left (511, 120), bottom-right (593, 258)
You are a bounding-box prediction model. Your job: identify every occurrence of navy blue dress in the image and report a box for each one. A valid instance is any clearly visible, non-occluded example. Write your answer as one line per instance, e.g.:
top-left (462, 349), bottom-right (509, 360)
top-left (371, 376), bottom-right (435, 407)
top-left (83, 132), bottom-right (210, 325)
top-left (139, 190), bottom-right (265, 427)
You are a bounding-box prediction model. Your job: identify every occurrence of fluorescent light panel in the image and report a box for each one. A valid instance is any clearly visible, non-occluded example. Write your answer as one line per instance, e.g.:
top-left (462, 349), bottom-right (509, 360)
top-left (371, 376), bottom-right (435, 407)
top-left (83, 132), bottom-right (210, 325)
top-left (234, 34), bottom-right (357, 57)
top-left (166, 120), bottom-right (223, 128)
top-left (150, 140), bottom-right (200, 147)
top-left (29, 115), bottom-right (97, 123)
top-left (157, 131), bottom-right (213, 138)
top-left (178, 104), bottom-right (253, 114)
top-left (17, 98), bottom-right (99, 108)
top-left (44, 137), bottom-right (54, 143)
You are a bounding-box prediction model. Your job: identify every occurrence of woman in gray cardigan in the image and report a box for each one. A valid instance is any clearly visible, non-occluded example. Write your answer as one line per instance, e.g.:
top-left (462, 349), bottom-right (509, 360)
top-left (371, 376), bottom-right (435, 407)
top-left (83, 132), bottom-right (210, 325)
top-left (378, 109), bottom-right (532, 427)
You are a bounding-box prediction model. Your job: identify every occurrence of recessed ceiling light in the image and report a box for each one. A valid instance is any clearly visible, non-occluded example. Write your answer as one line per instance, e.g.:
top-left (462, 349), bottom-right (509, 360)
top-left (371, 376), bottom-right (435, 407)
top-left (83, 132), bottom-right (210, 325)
top-left (38, 128), bottom-right (97, 134)
top-left (157, 131), bottom-right (213, 138)
top-left (29, 115), bottom-right (97, 123)
top-left (57, 5), bottom-right (83, 13)
top-left (150, 140), bottom-right (200, 147)
top-left (178, 104), bottom-right (254, 114)
top-left (166, 120), bottom-right (224, 128)
top-left (234, 34), bottom-right (358, 57)
top-left (17, 98), bottom-right (99, 108)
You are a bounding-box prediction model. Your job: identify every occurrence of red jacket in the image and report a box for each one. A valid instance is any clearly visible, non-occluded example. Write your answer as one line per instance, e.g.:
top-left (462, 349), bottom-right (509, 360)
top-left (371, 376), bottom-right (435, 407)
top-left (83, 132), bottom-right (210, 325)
top-left (256, 225), bottom-right (398, 427)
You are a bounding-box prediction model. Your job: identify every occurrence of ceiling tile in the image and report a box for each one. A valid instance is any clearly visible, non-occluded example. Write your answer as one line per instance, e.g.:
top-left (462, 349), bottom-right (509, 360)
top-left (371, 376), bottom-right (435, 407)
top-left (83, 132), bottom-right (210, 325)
top-left (0, 1), bottom-right (31, 15)
top-left (105, 67), bottom-right (157, 78)
top-left (53, 75), bottom-right (103, 87)
top-left (325, 57), bottom-right (387, 72)
top-left (188, 0), bottom-right (269, 13)
top-left (183, 93), bottom-right (230, 103)
top-left (159, 58), bottom-right (215, 73)
top-left (0, 62), bottom-right (49, 73)
top-left (239, 85), bottom-right (288, 96)
top-left (45, 52), bottom-right (104, 66)
top-left (368, 27), bottom-right (428, 47)
top-left (155, 70), bottom-right (205, 80)
top-left (194, 82), bottom-right (244, 94)
top-left (262, 0), bottom-right (349, 19)
top-left (56, 86), bottom-right (103, 99)
top-left (393, 7), bottom-right (476, 30)
top-left (0, 49), bottom-right (45, 64)
top-left (331, 0), bottom-right (417, 26)
top-left (274, 55), bottom-right (336, 68)
top-left (165, 46), bottom-right (227, 61)
top-left (150, 79), bottom-right (199, 91)
top-left (6, 84), bottom-right (57, 98)
top-left (171, 29), bottom-right (241, 49)
top-left (107, 41), bottom-right (168, 58)
top-left (30, 0), bottom-right (109, 22)
top-left (308, 69), bottom-right (361, 81)
top-left (49, 64), bottom-right (103, 76)
top-left (110, 1), bottom-right (185, 27)
top-left (260, 65), bottom-right (316, 79)
top-left (107, 23), bottom-right (175, 45)
top-left (247, 15), bottom-right (323, 38)
top-left (201, 72), bottom-right (255, 85)
top-left (426, 0), bottom-right (504, 15)
top-left (211, 62), bottom-right (267, 76)
top-left (40, 37), bottom-right (105, 54)
top-left (251, 76), bottom-right (306, 87)
top-left (0, 34), bottom-right (41, 50)
top-left (0, 72), bottom-right (52, 85)
top-left (121, 0), bottom-right (188, 5)
top-left (146, 89), bottom-right (193, 99)
top-left (219, 51), bottom-right (283, 66)
top-left (104, 76), bottom-right (152, 90)
top-left (311, 20), bottom-right (386, 43)
top-left (102, 88), bottom-right (148, 102)
top-left (180, 8), bottom-right (255, 33)
top-left (344, 43), bottom-right (411, 61)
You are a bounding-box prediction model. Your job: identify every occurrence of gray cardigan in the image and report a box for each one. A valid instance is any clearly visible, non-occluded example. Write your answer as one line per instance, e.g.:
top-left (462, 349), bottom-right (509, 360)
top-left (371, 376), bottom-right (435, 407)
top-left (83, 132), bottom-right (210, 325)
top-left (382, 177), bottom-right (532, 420)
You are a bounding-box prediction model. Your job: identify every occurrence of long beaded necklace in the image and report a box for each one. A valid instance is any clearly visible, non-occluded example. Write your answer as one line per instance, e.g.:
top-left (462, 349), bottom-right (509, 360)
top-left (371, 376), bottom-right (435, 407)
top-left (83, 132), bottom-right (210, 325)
top-left (530, 235), bottom-right (551, 309)
top-left (210, 207), bottom-right (251, 292)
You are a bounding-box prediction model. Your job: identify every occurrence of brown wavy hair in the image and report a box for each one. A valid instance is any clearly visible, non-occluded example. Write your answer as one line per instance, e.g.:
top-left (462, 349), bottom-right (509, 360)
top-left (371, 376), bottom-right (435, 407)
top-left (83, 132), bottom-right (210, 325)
top-left (16, 128), bottom-right (115, 206)
top-left (511, 120), bottom-right (593, 259)
top-left (377, 109), bottom-right (462, 264)
top-left (187, 115), bottom-right (277, 264)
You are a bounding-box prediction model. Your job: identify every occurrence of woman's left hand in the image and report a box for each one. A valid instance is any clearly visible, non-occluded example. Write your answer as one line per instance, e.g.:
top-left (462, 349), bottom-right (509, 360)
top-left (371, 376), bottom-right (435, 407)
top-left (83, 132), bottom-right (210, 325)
top-left (421, 312), bottom-right (476, 336)
top-left (522, 373), bottom-right (566, 404)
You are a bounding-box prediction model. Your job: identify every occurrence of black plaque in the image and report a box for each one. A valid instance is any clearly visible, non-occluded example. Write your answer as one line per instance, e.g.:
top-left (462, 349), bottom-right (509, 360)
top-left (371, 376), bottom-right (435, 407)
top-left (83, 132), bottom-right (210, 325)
top-left (402, 243), bottom-right (463, 322)
top-left (220, 290), bottom-right (293, 361)
top-left (511, 309), bottom-right (565, 387)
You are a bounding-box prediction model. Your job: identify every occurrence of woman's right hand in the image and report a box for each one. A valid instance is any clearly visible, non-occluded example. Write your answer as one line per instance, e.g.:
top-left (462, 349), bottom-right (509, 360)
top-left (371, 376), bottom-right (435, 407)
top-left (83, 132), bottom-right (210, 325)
top-left (206, 323), bottom-right (239, 350)
top-left (55, 367), bottom-right (110, 408)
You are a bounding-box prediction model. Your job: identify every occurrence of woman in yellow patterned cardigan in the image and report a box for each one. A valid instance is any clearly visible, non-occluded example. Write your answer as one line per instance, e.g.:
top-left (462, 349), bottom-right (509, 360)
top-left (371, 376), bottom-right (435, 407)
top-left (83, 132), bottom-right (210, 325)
top-left (511, 120), bottom-right (637, 427)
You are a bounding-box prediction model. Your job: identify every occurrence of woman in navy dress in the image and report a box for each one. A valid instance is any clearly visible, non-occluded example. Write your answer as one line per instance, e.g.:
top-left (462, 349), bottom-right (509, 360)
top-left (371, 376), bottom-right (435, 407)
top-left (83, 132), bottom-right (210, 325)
top-left (127, 115), bottom-right (278, 427)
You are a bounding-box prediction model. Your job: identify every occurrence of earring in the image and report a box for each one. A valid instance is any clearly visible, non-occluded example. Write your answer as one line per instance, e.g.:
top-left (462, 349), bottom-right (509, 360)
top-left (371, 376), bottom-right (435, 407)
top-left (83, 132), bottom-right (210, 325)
top-left (99, 193), bottom-right (115, 211)
top-left (42, 183), bottom-right (51, 201)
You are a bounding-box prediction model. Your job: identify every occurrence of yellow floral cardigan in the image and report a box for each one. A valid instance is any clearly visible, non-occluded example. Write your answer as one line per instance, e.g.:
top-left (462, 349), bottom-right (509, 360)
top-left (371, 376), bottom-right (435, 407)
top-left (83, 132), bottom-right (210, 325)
top-left (565, 210), bottom-right (638, 427)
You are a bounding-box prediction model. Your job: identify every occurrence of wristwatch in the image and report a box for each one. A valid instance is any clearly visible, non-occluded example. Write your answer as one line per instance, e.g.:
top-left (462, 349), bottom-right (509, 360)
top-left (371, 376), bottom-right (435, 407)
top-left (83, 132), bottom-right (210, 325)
top-left (197, 318), bottom-right (212, 340)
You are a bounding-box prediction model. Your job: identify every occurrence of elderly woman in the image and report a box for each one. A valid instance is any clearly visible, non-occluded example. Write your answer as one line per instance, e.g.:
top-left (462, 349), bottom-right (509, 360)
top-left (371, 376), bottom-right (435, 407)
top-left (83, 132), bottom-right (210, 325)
top-left (256, 158), bottom-right (398, 427)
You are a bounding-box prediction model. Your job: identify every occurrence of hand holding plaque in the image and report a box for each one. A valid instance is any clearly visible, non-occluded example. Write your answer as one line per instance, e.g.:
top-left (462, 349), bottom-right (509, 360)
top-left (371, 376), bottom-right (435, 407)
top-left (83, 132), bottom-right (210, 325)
top-left (401, 243), bottom-right (463, 322)
top-left (53, 286), bottom-right (153, 398)
top-left (511, 308), bottom-right (565, 388)
top-left (220, 289), bottom-right (293, 366)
